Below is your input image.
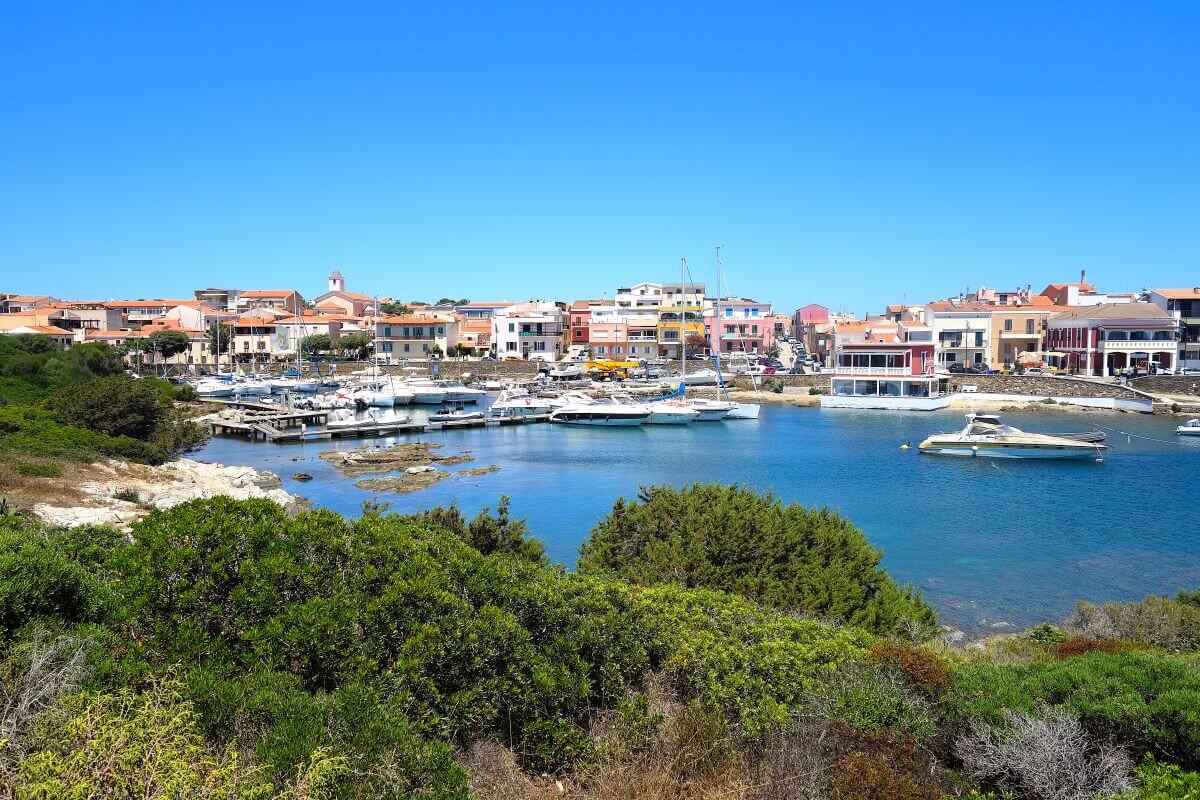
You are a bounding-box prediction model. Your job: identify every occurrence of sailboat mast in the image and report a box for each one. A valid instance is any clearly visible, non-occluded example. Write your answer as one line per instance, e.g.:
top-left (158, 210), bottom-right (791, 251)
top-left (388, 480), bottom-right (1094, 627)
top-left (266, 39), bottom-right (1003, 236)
top-left (714, 245), bottom-right (722, 394)
top-left (679, 257), bottom-right (687, 393)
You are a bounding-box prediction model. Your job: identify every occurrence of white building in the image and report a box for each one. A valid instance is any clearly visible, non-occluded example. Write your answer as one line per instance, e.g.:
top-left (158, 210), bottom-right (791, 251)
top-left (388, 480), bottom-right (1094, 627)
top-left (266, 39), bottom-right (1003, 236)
top-left (615, 282), bottom-right (663, 309)
top-left (924, 300), bottom-right (993, 369)
top-left (1145, 288), bottom-right (1200, 369)
top-left (492, 302), bottom-right (564, 361)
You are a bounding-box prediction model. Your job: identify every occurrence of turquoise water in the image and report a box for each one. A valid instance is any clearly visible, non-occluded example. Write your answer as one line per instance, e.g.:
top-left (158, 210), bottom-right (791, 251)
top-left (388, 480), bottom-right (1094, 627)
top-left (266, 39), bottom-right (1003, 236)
top-left (196, 404), bottom-right (1200, 634)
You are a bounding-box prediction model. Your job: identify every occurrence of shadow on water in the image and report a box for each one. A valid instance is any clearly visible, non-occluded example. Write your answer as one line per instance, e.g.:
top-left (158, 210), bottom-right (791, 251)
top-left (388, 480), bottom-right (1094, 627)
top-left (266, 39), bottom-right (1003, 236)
top-left (196, 403), bottom-right (1200, 635)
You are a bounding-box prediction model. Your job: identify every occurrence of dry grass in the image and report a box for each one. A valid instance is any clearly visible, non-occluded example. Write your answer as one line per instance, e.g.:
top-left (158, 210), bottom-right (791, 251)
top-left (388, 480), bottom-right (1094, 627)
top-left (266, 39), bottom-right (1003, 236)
top-left (0, 453), bottom-right (94, 510)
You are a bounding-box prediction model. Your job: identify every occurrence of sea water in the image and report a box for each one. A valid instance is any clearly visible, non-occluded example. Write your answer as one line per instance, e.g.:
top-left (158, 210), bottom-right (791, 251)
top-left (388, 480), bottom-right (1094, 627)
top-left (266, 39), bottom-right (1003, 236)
top-left (196, 404), bottom-right (1200, 635)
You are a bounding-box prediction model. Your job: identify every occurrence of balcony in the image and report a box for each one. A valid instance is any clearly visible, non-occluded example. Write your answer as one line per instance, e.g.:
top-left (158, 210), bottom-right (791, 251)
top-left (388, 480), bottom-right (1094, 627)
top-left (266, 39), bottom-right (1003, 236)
top-left (1099, 339), bottom-right (1177, 350)
top-left (835, 366), bottom-right (913, 376)
top-left (518, 327), bottom-right (562, 337)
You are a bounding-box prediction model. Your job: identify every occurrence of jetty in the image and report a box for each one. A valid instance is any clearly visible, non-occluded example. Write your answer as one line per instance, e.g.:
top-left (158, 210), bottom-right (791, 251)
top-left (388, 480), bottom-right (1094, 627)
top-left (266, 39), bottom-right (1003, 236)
top-left (207, 410), bottom-right (551, 443)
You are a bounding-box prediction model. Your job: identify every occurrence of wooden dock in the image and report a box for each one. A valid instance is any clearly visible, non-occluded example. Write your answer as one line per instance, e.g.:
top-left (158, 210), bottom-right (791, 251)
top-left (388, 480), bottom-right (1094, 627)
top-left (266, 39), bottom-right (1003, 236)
top-left (208, 412), bottom-right (551, 443)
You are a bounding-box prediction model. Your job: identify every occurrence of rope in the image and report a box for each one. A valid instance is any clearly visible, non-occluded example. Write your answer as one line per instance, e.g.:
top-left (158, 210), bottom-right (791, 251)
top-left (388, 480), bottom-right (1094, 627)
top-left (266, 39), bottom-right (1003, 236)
top-left (1090, 422), bottom-right (1191, 446)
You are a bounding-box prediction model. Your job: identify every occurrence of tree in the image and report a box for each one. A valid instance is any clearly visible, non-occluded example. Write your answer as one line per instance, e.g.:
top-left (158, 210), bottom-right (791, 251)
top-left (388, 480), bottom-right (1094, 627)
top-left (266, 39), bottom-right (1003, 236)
top-left (147, 330), bottom-right (190, 360)
top-left (208, 323), bottom-right (232, 356)
top-left (334, 332), bottom-right (372, 359)
top-left (120, 337), bottom-right (148, 368)
top-left (380, 301), bottom-right (409, 316)
top-left (578, 484), bottom-right (938, 637)
top-left (428, 343), bottom-right (444, 358)
top-left (685, 332), bottom-right (710, 356)
top-left (301, 334), bottom-right (332, 355)
top-left (47, 374), bottom-right (168, 440)
top-left (765, 343), bottom-right (781, 359)
top-left (436, 297), bottom-right (456, 306)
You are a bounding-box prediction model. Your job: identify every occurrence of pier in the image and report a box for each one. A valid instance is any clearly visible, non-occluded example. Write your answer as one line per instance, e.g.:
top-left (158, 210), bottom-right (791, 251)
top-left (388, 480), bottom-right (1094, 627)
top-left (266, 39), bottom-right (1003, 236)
top-left (207, 410), bottom-right (552, 443)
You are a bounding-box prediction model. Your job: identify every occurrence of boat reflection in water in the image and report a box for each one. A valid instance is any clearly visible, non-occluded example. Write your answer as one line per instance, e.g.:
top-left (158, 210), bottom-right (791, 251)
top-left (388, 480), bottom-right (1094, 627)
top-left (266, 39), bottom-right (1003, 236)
top-left (918, 413), bottom-right (1108, 460)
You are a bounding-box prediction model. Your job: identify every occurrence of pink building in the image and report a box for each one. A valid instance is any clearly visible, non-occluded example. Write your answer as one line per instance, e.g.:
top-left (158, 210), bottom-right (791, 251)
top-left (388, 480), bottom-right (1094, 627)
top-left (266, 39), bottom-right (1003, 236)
top-left (705, 298), bottom-right (775, 356)
top-left (588, 320), bottom-right (631, 358)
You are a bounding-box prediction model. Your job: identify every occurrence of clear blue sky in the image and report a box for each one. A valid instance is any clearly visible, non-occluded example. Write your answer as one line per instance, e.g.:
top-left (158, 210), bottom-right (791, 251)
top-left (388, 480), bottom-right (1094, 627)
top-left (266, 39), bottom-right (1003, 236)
top-left (2, 2), bottom-right (1197, 314)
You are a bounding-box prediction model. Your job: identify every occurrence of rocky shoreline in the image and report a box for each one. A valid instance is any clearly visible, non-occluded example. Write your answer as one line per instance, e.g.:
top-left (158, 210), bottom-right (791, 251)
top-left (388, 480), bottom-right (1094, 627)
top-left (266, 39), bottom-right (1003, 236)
top-left (29, 458), bottom-right (302, 529)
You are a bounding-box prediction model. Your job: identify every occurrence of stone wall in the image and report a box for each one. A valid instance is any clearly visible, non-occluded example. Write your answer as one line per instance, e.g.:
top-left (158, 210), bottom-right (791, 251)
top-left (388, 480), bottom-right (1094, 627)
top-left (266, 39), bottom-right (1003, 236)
top-left (946, 374), bottom-right (1141, 399)
top-left (1131, 376), bottom-right (1200, 397)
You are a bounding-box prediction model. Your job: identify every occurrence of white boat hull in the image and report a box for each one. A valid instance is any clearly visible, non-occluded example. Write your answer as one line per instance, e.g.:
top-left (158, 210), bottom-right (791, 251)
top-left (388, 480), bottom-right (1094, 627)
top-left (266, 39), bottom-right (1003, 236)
top-left (409, 390), bottom-right (446, 404)
top-left (919, 442), bottom-right (1102, 459)
top-left (550, 411), bottom-right (647, 426)
top-left (725, 403), bottom-right (761, 419)
top-left (1177, 428), bottom-right (1200, 436)
top-left (646, 409), bottom-right (698, 425)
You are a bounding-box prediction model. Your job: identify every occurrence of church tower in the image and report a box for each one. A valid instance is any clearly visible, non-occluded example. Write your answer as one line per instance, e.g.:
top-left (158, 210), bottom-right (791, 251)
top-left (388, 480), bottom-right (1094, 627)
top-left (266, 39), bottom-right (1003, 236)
top-left (328, 268), bottom-right (345, 294)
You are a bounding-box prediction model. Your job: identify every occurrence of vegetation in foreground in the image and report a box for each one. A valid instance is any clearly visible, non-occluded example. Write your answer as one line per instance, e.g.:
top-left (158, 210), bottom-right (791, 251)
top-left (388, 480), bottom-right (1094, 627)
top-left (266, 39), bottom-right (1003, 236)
top-left (0, 484), bottom-right (1198, 799)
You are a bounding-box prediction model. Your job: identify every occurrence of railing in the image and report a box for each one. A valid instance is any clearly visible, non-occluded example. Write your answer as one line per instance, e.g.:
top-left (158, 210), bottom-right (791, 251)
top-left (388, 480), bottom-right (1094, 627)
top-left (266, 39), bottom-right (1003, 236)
top-left (834, 366), bottom-right (913, 376)
top-left (518, 328), bottom-right (562, 337)
top-left (1100, 339), bottom-right (1177, 349)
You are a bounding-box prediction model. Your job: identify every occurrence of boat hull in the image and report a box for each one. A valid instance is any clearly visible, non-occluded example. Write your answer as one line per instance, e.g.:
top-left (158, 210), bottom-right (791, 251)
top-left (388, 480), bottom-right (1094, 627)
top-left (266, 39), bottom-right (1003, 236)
top-left (725, 403), bottom-right (761, 419)
top-left (550, 411), bottom-right (647, 426)
top-left (919, 440), bottom-right (1103, 459)
top-left (645, 410), bottom-right (697, 425)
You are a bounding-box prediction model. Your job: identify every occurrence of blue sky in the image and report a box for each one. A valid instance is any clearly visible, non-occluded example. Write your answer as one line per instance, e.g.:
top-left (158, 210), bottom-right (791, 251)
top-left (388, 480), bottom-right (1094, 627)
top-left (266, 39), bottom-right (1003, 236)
top-left (2, 2), bottom-right (1197, 314)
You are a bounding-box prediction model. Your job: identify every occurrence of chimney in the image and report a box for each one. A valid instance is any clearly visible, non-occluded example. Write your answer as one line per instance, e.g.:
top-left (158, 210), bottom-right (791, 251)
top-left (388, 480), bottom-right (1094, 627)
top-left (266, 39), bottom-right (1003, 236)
top-left (1080, 269), bottom-right (1086, 286)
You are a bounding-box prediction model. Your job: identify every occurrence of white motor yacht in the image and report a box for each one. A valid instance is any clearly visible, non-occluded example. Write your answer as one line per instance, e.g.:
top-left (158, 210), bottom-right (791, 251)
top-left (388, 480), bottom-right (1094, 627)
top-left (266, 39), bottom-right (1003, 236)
top-left (549, 394), bottom-right (650, 426)
top-left (193, 378), bottom-right (234, 397)
top-left (231, 378), bottom-right (271, 396)
top-left (489, 389), bottom-right (557, 418)
top-left (1177, 419), bottom-right (1200, 436)
top-left (919, 414), bottom-right (1108, 460)
top-left (680, 368), bottom-right (719, 386)
top-left (405, 378), bottom-right (486, 403)
top-left (430, 406), bottom-right (486, 423)
top-left (268, 377), bottom-right (319, 393)
top-left (326, 408), bottom-right (411, 430)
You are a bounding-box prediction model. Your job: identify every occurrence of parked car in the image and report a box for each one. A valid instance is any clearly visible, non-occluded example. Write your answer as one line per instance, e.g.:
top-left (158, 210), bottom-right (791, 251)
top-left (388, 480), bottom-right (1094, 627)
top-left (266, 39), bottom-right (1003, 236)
top-left (947, 363), bottom-right (968, 374)
top-left (1181, 367), bottom-right (1200, 376)
top-left (1151, 365), bottom-right (1176, 376)
top-left (1024, 367), bottom-right (1047, 376)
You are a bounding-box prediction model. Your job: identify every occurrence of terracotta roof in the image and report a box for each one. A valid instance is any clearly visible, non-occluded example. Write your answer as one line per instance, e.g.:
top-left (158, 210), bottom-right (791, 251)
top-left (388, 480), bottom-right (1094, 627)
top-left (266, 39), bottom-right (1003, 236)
top-left (1151, 288), bottom-right (1200, 300)
top-left (104, 299), bottom-right (191, 308)
top-left (233, 316), bottom-right (278, 326)
top-left (1051, 302), bottom-right (1172, 321)
top-left (457, 302), bottom-right (514, 308)
top-left (11, 325), bottom-right (72, 335)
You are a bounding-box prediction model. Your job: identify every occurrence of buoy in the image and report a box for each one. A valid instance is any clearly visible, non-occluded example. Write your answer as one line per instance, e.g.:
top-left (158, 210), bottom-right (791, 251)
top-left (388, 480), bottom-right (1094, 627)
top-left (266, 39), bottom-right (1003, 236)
top-left (900, 443), bottom-right (910, 450)
top-left (971, 445), bottom-right (979, 457)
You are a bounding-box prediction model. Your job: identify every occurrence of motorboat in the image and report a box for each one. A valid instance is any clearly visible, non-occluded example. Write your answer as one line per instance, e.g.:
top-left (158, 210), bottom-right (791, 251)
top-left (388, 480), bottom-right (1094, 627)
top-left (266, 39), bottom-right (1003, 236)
top-left (919, 414), bottom-right (1108, 460)
top-left (969, 413), bottom-right (1105, 443)
top-left (489, 389), bottom-right (557, 418)
top-left (230, 378), bottom-right (271, 396)
top-left (1177, 419), bottom-right (1200, 436)
top-left (404, 378), bottom-right (486, 403)
top-left (430, 405), bottom-right (486, 423)
top-left (351, 384), bottom-right (415, 407)
top-left (546, 364), bottom-right (586, 380)
top-left (549, 395), bottom-right (650, 426)
top-left (268, 377), bottom-right (319, 393)
top-left (680, 368), bottom-right (719, 386)
top-left (685, 397), bottom-right (734, 421)
top-left (326, 408), bottom-right (411, 431)
top-left (192, 378), bottom-right (234, 397)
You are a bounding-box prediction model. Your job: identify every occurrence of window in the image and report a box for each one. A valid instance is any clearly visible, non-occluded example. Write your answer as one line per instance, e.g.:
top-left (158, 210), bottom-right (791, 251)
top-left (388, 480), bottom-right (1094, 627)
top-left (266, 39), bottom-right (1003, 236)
top-left (508, 323), bottom-right (515, 332)
top-left (422, 344), bottom-right (428, 352)
top-left (1025, 319), bottom-right (1034, 334)
top-left (384, 326), bottom-right (392, 337)
top-left (1004, 319), bottom-right (1013, 331)
top-left (403, 344), bottom-right (410, 352)
top-left (596, 346), bottom-right (606, 354)
top-left (438, 326), bottom-right (445, 336)
top-left (533, 341), bottom-right (546, 351)
top-left (402, 327), bottom-right (410, 337)
top-left (506, 341), bottom-right (517, 351)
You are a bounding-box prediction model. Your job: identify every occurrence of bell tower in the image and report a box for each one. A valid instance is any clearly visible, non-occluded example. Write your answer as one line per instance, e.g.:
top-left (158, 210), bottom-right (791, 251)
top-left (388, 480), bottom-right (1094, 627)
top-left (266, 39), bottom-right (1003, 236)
top-left (328, 268), bottom-right (345, 293)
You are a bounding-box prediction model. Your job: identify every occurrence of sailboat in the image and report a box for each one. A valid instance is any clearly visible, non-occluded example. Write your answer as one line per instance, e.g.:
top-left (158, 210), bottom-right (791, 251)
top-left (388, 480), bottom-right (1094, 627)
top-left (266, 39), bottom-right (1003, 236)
top-left (674, 256), bottom-right (734, 421)
top-left (711, 245), bottom-right (761, 420)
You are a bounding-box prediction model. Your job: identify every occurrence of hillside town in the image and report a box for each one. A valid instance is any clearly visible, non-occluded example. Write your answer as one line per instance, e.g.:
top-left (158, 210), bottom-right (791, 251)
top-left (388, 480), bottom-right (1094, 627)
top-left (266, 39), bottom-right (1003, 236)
top-left (3, 269), bottom-right (1197, 381)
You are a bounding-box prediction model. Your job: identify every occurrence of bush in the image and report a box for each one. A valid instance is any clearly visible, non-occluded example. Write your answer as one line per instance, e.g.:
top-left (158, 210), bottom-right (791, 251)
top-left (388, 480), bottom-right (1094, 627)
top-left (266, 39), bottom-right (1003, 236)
top-left (956, 707), bottom-right (1134, 800)
top-left (808, 386), bottom-right (822, 395)
top-left (13, 461), bottom-right (62, 477)
top-left (950, 652), bottom-right (1200, 766)
top-left (579, 484), bottom-right (937, 637)
top-left (1126, 755), bottom-right (1200, 799)
top-left (0, 517), bottom-right (124, 641)
top-left (47, 375), bottom-right (168, 441)
top-left (0, 405), bottom-right (165, 463)
top-left (867, 641), bottom-right (952, 698)
top-left (12, 680), bottom-right (348, 800)
top-left (1070, 595), bottom-right (1200, 652)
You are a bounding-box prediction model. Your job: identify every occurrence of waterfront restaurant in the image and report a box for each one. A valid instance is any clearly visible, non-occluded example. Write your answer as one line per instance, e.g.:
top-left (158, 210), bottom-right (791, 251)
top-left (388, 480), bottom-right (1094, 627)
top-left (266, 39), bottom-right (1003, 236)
top-left (1045, 303), bottom-right (1179, 376)
top-left (822, 322), bottom-right (950, 410)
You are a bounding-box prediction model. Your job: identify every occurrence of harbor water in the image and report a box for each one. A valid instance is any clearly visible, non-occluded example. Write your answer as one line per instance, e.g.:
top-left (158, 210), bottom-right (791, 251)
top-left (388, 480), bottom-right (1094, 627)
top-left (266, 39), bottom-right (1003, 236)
top-left (196, 403), bottom-right (1200, 636)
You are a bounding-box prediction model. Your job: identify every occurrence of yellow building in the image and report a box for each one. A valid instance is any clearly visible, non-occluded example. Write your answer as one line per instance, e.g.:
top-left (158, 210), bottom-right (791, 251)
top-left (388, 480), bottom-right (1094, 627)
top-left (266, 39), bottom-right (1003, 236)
top-left (656, 283), bottom-right (706, 358)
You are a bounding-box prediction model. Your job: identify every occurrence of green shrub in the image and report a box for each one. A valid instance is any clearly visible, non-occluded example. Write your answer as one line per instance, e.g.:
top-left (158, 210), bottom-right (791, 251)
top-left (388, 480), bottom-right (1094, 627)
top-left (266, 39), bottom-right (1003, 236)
top-left (47, 375), bottom-right (169, 441)
top-left (0, 517), bottom-right (124, 642)
top-left (579, 484), bottom-right (937, 637)
top-left (0, 405), bottom-right (165, 463)
top-left (13, 461), bottom-right (62, 477)
top-left (808, 386), bottom-right (822, 395)
top-left (1126, 755), bottom-right (1200, 798)
top-left (1071, 595), bottom-right (1200, 652)
top-left (950, 651), bottom-right (1200, 767)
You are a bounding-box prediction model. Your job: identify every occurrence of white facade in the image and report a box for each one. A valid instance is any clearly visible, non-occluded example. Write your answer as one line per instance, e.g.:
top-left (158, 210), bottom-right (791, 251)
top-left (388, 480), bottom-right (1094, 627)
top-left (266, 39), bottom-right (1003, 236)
top-left (492, 302), bottom-right (564, 361)
top-left (614, 282), bottom-right (663, 309)
top-left (925, 305), bottom-right (992, 368)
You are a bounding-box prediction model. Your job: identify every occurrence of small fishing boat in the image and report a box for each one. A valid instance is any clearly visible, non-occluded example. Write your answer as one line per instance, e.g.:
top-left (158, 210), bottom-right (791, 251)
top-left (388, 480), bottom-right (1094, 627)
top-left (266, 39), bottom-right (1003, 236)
top-left (429, 401), bottom-right (486, 423)
top-left (919, 414), bottom-right (1108, 460)
top-left (1177, 419), bottom-right (1200, 436)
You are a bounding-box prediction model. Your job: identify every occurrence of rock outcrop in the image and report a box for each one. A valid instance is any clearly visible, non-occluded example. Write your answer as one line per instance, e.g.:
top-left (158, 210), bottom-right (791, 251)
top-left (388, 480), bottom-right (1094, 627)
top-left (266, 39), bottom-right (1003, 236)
top-left (30, 458), bottom-right (300, 529)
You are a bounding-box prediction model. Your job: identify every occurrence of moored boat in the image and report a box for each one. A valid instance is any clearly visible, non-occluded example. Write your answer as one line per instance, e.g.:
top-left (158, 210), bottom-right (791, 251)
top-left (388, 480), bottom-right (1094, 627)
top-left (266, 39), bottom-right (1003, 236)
top-left (1177, 419), bottom-right (1200, 436)
top-left (919, 414), bottom-right (1108, 460)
